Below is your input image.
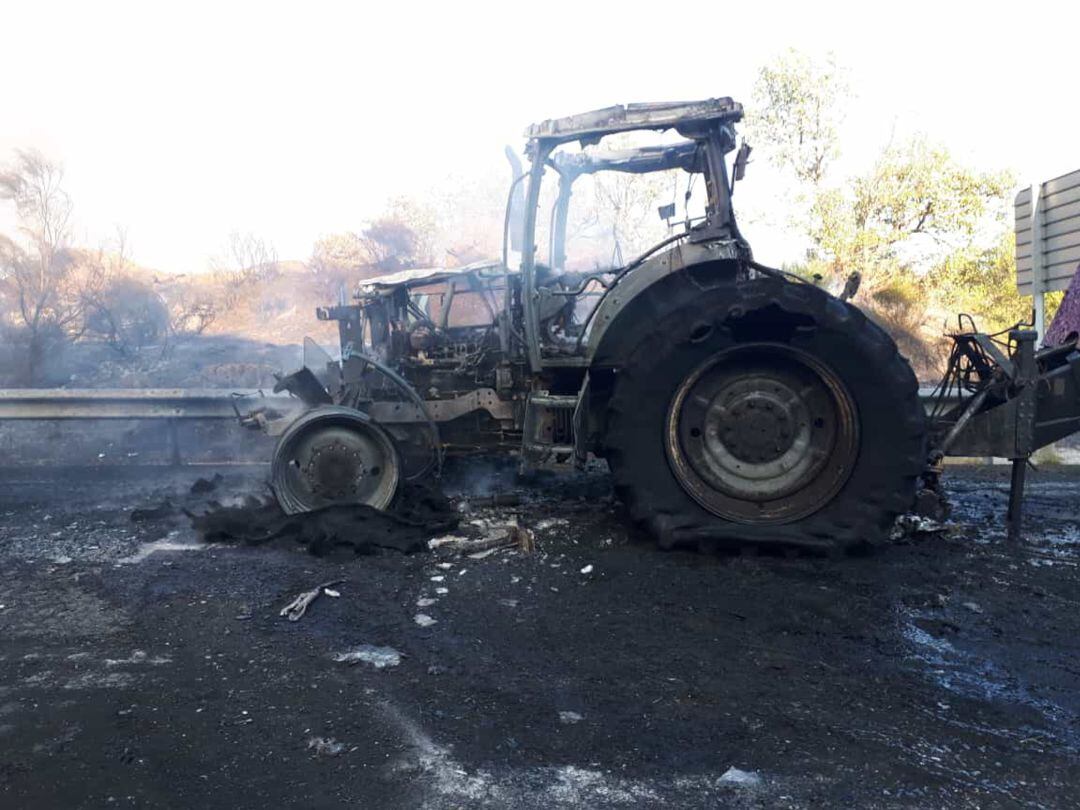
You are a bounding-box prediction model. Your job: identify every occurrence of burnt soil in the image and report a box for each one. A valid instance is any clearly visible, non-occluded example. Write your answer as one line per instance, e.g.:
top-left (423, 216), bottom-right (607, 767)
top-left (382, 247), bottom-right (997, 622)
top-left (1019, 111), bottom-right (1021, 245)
top-left (1, 461), bottom-right (1079, 808)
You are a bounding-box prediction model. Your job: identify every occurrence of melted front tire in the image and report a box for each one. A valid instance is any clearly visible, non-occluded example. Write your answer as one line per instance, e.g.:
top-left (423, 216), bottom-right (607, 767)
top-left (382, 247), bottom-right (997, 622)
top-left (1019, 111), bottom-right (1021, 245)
top-left (602, 276), bottom-right (926, 553)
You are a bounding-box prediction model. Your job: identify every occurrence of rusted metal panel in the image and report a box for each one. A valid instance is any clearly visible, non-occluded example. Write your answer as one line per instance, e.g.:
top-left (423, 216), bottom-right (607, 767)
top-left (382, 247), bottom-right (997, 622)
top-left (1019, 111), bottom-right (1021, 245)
top-left (525, 99), bottom-right (742, 144)
top-left (520, 393), bottom-right (577, 467)
top-left (367, 389), bottom-right (515, 424)
top-left (943, 352), bottom-right (1080, 457)
top-left (583, 240), bottom-right (743, 363)
top-left (357, 261), bottom-right (507, 292)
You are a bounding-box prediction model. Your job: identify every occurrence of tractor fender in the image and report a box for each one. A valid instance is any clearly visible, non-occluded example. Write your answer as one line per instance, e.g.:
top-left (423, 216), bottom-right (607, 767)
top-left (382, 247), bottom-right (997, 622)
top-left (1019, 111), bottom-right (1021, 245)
top-left (577, 243), bottom-right (742, 459)
top-left (585, 240), bottom-right (743, 367)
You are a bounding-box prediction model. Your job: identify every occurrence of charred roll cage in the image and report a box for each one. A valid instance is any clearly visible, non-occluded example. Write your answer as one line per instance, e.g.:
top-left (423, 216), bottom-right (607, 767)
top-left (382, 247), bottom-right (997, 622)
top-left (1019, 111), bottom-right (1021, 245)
top-left (257, 98), bottom-right (1080, 550)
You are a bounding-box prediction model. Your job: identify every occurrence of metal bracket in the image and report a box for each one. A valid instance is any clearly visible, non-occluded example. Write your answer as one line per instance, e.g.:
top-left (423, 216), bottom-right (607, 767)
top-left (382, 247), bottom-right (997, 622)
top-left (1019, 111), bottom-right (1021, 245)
top-left (367, 389), bottom-right (514, 424)
top-left (1007, 330), bottom-right (1038, 540)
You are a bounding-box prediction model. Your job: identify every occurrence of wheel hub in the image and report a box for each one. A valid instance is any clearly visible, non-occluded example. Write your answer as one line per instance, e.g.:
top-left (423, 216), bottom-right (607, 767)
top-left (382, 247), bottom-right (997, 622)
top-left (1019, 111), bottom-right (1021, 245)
top-left (720, 391), bottom-right (799, 463)
top-left (303, 439), bottom-right (368, 499)
top-left (666, 344), bottom-right (858, 524)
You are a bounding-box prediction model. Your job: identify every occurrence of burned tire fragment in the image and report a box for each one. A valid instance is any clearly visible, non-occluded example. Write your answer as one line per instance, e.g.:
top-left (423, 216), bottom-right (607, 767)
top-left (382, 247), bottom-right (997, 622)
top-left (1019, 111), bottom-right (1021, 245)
top-left (602, 275), bottom-right (926, 553)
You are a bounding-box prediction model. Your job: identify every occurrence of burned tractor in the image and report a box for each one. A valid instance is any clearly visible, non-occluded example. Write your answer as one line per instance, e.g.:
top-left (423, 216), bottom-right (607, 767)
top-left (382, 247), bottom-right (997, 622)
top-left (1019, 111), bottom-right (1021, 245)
top-left (252, 98), bottom-right (1080, 550)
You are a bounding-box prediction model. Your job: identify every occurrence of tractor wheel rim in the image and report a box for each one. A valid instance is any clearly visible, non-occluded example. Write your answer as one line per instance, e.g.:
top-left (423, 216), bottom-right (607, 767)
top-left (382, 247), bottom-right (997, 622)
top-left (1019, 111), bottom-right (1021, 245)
top-left (273, 409), bottom-right (399, 514)
top-left (665, 343), bottom-right (858, 524)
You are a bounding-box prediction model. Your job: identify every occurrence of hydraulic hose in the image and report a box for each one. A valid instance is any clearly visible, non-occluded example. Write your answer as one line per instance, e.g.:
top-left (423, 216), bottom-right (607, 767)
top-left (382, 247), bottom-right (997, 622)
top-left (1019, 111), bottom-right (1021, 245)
top-left (348, 350), bottom-right (443, 480)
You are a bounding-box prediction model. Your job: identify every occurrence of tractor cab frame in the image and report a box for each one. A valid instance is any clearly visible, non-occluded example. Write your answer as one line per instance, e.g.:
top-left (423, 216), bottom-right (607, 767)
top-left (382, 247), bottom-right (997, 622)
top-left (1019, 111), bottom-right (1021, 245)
top-left (511, 98), bottom-right (750, 371)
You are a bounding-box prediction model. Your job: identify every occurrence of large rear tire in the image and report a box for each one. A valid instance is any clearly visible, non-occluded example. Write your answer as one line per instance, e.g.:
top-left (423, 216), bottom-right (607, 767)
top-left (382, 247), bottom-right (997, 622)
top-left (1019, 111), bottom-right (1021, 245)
top-left (602, 276), bottom-right (926, 552)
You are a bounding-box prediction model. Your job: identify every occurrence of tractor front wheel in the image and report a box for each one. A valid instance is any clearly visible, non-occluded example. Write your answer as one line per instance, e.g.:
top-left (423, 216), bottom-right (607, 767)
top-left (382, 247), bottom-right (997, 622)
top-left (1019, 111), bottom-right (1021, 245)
top-left (271, 406), bottom-right (400, 514)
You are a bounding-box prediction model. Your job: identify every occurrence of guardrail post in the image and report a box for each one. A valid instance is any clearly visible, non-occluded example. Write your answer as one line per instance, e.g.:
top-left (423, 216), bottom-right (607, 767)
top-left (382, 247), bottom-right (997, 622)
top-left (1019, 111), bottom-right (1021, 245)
top-left (166, 418), bottom-right (182, 466)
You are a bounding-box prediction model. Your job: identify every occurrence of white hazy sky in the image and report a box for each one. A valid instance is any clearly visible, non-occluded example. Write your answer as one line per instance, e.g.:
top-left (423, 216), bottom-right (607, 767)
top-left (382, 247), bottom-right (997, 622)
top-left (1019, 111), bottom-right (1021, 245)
top-left (1, 0), bottom-right (1077, 273)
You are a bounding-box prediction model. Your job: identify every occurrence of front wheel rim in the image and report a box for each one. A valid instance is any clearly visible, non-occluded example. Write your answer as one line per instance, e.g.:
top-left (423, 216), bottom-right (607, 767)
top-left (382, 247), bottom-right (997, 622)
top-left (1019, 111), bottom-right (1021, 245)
top-left (272, 407), bottom-right (400, 514)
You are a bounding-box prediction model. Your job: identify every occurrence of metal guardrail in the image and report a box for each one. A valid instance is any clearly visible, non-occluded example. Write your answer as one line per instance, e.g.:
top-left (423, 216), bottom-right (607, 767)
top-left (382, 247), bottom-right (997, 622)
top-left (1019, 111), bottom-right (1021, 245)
top-left (0, 389), bottom-right (291, 420)
top-left (0, 386), bottom-right (971, 468)
top-left (0, 386), bottom-right (960, 421)
top-left (0, 389), bottom-right (297, 467)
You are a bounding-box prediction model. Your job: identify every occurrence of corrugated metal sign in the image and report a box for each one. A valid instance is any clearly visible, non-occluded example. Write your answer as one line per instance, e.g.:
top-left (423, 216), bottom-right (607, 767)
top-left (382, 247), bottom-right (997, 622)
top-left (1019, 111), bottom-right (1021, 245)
top-left (1016, 169), bottom-right (1080, 295)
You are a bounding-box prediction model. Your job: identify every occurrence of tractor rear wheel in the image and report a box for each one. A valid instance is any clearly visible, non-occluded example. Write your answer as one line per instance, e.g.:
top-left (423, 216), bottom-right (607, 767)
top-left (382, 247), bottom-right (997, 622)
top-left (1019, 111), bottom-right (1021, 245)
top-left (603, 276), bottom-right (926, 553)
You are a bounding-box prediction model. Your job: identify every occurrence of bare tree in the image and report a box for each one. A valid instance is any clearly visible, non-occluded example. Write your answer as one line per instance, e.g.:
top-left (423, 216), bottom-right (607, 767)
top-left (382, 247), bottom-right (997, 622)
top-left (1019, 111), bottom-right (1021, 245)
top-left (745, 49), bottom-right (847, 188)
top-left (590, 169), bottom-right (670, 266)
top-left (166, 285), bottom-right (218, 337)
top-left (361, 219), bottom-right (421, 273)
top-left (83, 227), bottom-right (171, 357)
top-left (309, 232), bottom-right (366, 299)
top-left (0, 150), bottom-right (94, 383)
top-left (310, 232), bottom-right (366, 276)
top-left (358, 197), bottom-right (441, 274)
top-left (212, 231), bottom-right (279, 308)
top-left (555, 135), bottom-right (672, 270)
top-left (137, 271), bottom-right (218, 362)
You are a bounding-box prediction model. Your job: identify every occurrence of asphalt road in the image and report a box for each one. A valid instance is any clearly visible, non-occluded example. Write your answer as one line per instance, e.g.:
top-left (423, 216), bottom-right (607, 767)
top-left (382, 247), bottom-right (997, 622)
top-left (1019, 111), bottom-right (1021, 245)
top-left (1, 463), bottom-right (1079, 809)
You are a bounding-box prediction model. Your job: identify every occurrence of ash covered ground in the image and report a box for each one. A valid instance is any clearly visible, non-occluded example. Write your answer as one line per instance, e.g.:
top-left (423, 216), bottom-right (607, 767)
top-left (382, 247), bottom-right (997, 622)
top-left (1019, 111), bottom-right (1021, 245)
top-left (1, 461), bottom-right (1079, 808)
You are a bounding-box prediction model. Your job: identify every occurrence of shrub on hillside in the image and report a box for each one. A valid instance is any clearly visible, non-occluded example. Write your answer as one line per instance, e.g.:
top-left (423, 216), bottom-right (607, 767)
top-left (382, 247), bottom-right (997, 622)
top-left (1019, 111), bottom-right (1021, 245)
top-left (85, 276), bottom-right (170, 356)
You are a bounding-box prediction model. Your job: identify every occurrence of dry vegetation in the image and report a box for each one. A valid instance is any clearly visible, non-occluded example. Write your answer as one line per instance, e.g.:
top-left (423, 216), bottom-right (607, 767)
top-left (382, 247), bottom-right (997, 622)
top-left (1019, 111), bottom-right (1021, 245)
top-left (0, 51), bottom-right (1048, 388)
top-left (0, 157), bottom-right (503, 388)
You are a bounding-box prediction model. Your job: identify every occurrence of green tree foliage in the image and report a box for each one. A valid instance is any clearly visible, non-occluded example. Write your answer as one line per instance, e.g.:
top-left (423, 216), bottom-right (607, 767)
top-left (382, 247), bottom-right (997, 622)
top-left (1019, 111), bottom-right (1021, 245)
top-left (749, 50), bottom-right (1025, 374)
top-left (810, 138), bottom-right (1012, 285)
top-left (746, 49), bottom-right (846, 187)
top-left (933, 232), bottom-right (1039, 333)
